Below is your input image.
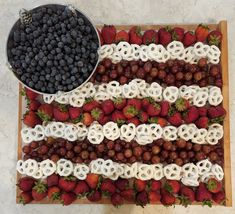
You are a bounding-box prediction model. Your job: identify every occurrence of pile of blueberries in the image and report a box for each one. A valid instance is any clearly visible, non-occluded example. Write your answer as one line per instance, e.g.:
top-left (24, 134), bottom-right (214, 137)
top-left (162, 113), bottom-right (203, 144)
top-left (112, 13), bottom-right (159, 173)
top-left (8, 5), bottom-right (99, 94)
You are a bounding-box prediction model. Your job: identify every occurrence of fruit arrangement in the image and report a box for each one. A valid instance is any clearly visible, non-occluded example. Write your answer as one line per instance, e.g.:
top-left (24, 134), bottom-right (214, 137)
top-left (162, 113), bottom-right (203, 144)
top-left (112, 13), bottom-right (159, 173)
top-left (16, 22), bottom-right (231, 207)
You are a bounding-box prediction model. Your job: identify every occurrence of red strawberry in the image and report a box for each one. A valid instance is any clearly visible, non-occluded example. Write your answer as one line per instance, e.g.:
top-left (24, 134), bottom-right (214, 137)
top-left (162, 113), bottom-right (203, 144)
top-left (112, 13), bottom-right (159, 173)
top-left (127, 98), bottom-right (142, 110)
top-left (142, 30), bottom-right (158, 45)
top-left (148, 117), bottom-right (168, 127)
top-left (120, 189), bottom-right (135, 201)
top-left (87, 190), bottom-right (101, 202)
top-left (83, 99), bottom-right (100, 112)
top-left (101, 25), bottom-right (116, 44)
top-left (168, 112), bottom-right (183, 126)
top-left (184, 106), bottom-right (199, 123)
top-left (134, 179), bottom-right (146, 192)
top-left (23, 111), bottom-right (42, 127)
top-left (17, 177), bottom-right (35, 192)
top-left (127, 117), bottom-right (140, 126)
top-left (164, 180), bottom-right (180, 194)
top-left (37, 104), bottom-right (53, 121)
top-left (101, 100), bottom-right (115, 115)
top-left (175, 98), bottom-right (190, 112)
top-left (19, 191), bottom-right (33, 205)
top-left (97, 29), bottom-right (104, 45)
top-left (25, 88), bottom-right (39, 100)
top-left (161, 188), bottom-right (176, 206)
top-left (69, 107), bottom-right (82, 120)
top-left (123, 105), bottom-right (138, 119)
top-left (212, 191), bottom-right (225, 204)
top-left (111, 110), bottom-right (126, 124)
top-left (198, 106), bottom-right (207, 116)
top-left (82, 112), bottom-right (93, 126)
top-left (29, 100), bottom-right (40, 111)
top-left (99, 115), bottom-right (109, 125)
top-left (138, 111), bottom-right (149, 123)
top-left (47, 186), bottom-right (61, 201)
top-left (32, 181), bottom-right (47, 201)
top-left (179, 186), bottom-right (195, 207)
top-left (207, 30), bottom-right (222, 46)
top-left (147, 103), bottom-right (161, 116)
top-left (91, 107), bottom-right (104, 122)
top-left (74, 181), bottom-right (90, 195)
top-left (158, 27), bottom-right (172, 46)
top-left (208, 106), bottom-right (226, 119)
top-left (114, 178), bottom-right (128, 191)
top-left (149, 191), bottom-right (161, 203)
top-left (195, 116), bottom-right (209, 128)
top-left (85, 173), bottom-right (100, 189)
top-left (136, 190), bottom-right (149, 207)
top-left (171, 27), bottom-right (184, 42)
top-left (196, 183), bottom-right (212, 206)
top-left (129, 26), bottom-right (142, 45)
top-left (113, 97), bottom-right (126, 110)
top-left (53, 105), bottom-right (69, 122)
top-left (111, 193), bottom-right (124, 206)
top-left (142, 97), bottom-right (154, 110)
top-left (47, 174), bottom-right (59, 187)
top-left (100, 179), bottom-right (116, 195)
top-left (61, 192), bottom-right (76, 206)
top-left (58, 176), bottom-right (76, 192)
top-left (160, 101), bottom-right (170, 117)
top-left (207, 178), bottom-right (222, 193)
top-left (150, 180), bottom-right (161, 191)
top-left (195, 24), bottom-right (210, 42)
top-left (183, 31), bottom-right (196, 46)
top-left (115, 30), bottom-right (129, 43)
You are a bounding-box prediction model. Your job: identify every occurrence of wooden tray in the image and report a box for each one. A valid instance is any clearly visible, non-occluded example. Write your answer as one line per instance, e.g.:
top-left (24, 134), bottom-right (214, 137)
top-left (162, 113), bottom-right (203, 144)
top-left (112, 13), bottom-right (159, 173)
top-left (16, 21), bottom-right (232, 206)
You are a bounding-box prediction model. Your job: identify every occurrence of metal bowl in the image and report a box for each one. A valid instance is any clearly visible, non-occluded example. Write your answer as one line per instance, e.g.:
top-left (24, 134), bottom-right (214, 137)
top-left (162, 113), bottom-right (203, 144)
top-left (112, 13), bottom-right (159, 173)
top-left (6, 4), bottom-right (100, 95)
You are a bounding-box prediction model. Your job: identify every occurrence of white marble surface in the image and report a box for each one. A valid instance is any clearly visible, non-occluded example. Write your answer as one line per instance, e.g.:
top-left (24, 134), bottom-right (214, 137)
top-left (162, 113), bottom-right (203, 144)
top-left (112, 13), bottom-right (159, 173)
top-left (0, 0), bottom-right (234, 213)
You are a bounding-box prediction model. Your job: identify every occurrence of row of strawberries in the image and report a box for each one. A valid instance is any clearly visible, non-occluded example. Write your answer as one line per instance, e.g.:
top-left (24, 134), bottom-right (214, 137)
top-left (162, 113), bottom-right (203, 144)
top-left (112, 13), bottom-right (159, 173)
top-left (98, 24), bottom-right (222, 47)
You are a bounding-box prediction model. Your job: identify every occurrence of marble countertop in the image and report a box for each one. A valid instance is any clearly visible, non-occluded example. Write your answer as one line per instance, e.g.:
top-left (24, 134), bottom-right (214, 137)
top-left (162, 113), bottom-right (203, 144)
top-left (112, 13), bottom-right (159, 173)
top-left (0, 0), bottom-right (234, 213)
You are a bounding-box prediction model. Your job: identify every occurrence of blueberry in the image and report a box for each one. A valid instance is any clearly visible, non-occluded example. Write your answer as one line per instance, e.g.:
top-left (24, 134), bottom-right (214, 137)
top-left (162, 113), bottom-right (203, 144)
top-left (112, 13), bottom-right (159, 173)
top-left (68, 84), bottom-right (73, 90)
top-left (55, 74), bottom-right (61, 81)
top-left (45, 74), bottom-right (50, 80)
top-left (59, 59), bottom-right (66, 66)
top-left (78, 18), bottom-right (84, 25)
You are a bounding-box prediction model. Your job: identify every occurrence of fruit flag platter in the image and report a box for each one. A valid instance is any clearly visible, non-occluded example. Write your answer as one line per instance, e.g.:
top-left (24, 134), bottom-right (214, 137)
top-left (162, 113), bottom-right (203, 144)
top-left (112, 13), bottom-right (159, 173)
top-left (10, 4), bottom-right (232, 207)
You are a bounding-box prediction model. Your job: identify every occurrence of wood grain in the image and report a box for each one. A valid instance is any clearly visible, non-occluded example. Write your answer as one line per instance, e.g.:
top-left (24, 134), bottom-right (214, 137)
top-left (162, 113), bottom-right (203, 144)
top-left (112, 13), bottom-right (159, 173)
top-left (16, 22), bottom-right (231, 206)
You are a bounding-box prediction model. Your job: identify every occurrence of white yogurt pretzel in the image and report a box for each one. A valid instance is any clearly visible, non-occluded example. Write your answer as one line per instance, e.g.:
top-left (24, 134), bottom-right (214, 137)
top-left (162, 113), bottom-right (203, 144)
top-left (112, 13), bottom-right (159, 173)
top-left (94, 91), bottom-right (111, 101)
top-left (162, 126), bottom-right (178, 141)
top-left (21, 128), bottom-right (35, 144)
top-left (55, 92), bottom-right (69, 104)
top-left (167, 41), bottom-right (184, 57)
top-left (192, 128), bottom-right (208, 144)
top-left (56, 159), bottom-right (73, 176)
top-left (135, 124), bottom-right (153, 145)
top-left (103, 122), bottom-right (120, 140)
top-left (193, 91), bottom-right (209, 107)
top-left (116, 42), bottom-right (132, 60)
top-left (23, 159), bottom-right (39, 176)
top-left (184, 47), bottom-right (194, 63)
top-left (98, 44), bottom-right (115, 59)
top-left (89, 158), bottom-right (104, 174)
top-left (43, 94), bottom-right (55, 104)
top-left (73, 164), bottom-right (89, 180)
top-left (163, 164), bottom-right (181, 180)
top-left (106, 81), bottom-right (122, 98)
top-left (69, 94), bottom-right (85, 107)
top-left (207, 45), bottom-right (221, 64)
top-left (152, 164), bottom-right (164, 180)
top-left (39, 159), bottom-right (56, 176)
top-left (208, 87), bottom-right (223, 106)
top-left (181, 177), bottom-right (199, 187)
top-left (193, 42), bottom-right (210, 57)
top-left (137, 164), bottom-right (154, 180)
top-left (131, 44), bottom-right (141, 60)
top-left (101, 160), bottom-right (116, 177)
top-left (147, 82), bottom-right (162, 101)
top-left (147, 44), bottom-right (165, 61)
top-left (211, 164), bottom-right (224, 181)
top-left (163, 86), bottom-right (179, 103)
top-left (32, 168), bottom-right (43, 179)
top-left (196, 159), bottom-right (212, 175)
top-left (149, 124), bottom-right (163, 140)
top-left (49, 122), bottom-right (65, 138)
top-left (139, 45), bottom-right (149, 62)
top-left (200, 172), bottom-right (214, 183)
top-left (17, 160), bottom-right (25, 174)
top-left (120, 123), bottom-right (136, 142)
top-left (76, 122), bottom-right (88, 140)
top-left (178, 124), bottom-right (195, 141)
top-left (122, 82), bottom-right (139, 98)
top-left (64, 124), bottom-right (78, 141)
top-left (182, 163), bottom-right (199, 178)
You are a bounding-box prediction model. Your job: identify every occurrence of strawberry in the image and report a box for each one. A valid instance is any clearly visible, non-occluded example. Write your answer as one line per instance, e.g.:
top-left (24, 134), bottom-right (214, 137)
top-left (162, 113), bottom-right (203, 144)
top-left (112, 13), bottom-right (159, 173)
top-left (47, 186), bottom-right (61, 201)
top-left (69, 107), bottom-right (82, 120)
top-left (101, 25), bottom-right (116, 44)
top-left (142, 97), bottom-right (154, 110)
top-left (111, 193), bottom-right (124, 206)
top-left (134, 179), bottom-right (146, 192)
top-left (179, 186), bottom-right (195, 207)
top-left (113, 97), bottom-right (126, 110)
top-left (127, 117), bottom-right (140, 126)
top-left (168, 112), bottom-right (182, 126)
top-left (161, 188), bottom-right (176, 206)
top-left (148, 117), bottom-right (168, 127)
top-left (114, 178), bottom-right (128, 191)
top-left (82, 112), bottom-right (93, 126)
top-left (196, 183), bottom-right (212, 206)
top-left (23, 111), bottom-right (42, 127)
top-left (29, 100), bottom-right (40, 111)
top-left (87, 190), bottom-right (101, 202)
top-left (61, 192), bottom-right (76, 206)
top-left (129, 26), bottom-right (142, 45)
top-left (97, 29), bottom-right (104, 45)
top-left (164, 180), bottom-right (180, 194)
top-left (53, 105), bottom-right (69, 122)
top-left (198, 106), bottom-right (207, 116)
top-left (142, 30), bottom-right (158, 45)
top-left (207, 30), bottom-right (222, 46)
top-left (115, 30), bottom-right (129, 43)
top-left (171, 27), bottom-right (184, 42)
top-left (160, 101), bottom-right (170, 117)
top-left (208, 106), bottom-right (226, 119)
top-left (175, 98), bottom-right (190, 112)
top-left (195, 24), bottom-right (210, 42)
top-left (37, 104), bottom-right (53, 121)
top-left (149, 191), bottom-right (161, 203)
top-left (100, 179), bottom-right (116, 195)
top-left (127, 98), bottom-right (142, 110)
top-left (47, 174), bottom-right (59, 187)
top-left (58, 176), bottom-right (76, 192)
top-left (25, 88), bottom-right (39, 100)
top-left (195, 116), bottom-right (209, 128)
top-left (183, 106), bottom-right (199, 123)
top-left (138, 111), bottom-right (149, 123)
top-left (111, 110), bottom-right (126, 124)
top-left (149, 180), bottom-right (161, 191)
top-left (91, 107), bottom-right (104, 122)
top-left (207, 178), bottom-right (222, 193)
top-left (120, 189), bottom-right (135, 201)
top-left (85, 173), bottom-right (100, 189)
top-left (212, 191), bottom-right (225, 204)
top-left (32, 181), bottom-right (47, 201)
top-left (123, 105), bottom-right (138, 119)
top-left (101, 99), bottom-right (115, 115)
top-left (183, 31), bottom-right (196, 46)
top-left (158, 27), bottom-right (172, 46)
top-left (74, 180), bottom-right (90, 195)
top-left (147, 103), bottom-right (161, 116)
top-left (135, 190), bottom-right (149, 207)
top-left (19, 191), bottom-right (33, 205)
top-left (17, 177), bottom-right (35, 192)
top-left (83, 99), bottom-right (100, 112)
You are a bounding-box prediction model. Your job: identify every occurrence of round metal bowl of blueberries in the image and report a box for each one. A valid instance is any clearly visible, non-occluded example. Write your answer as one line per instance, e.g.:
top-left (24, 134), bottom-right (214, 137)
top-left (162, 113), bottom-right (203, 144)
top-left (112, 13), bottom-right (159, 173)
top-left (7, 4), bottom-right (100, 94)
